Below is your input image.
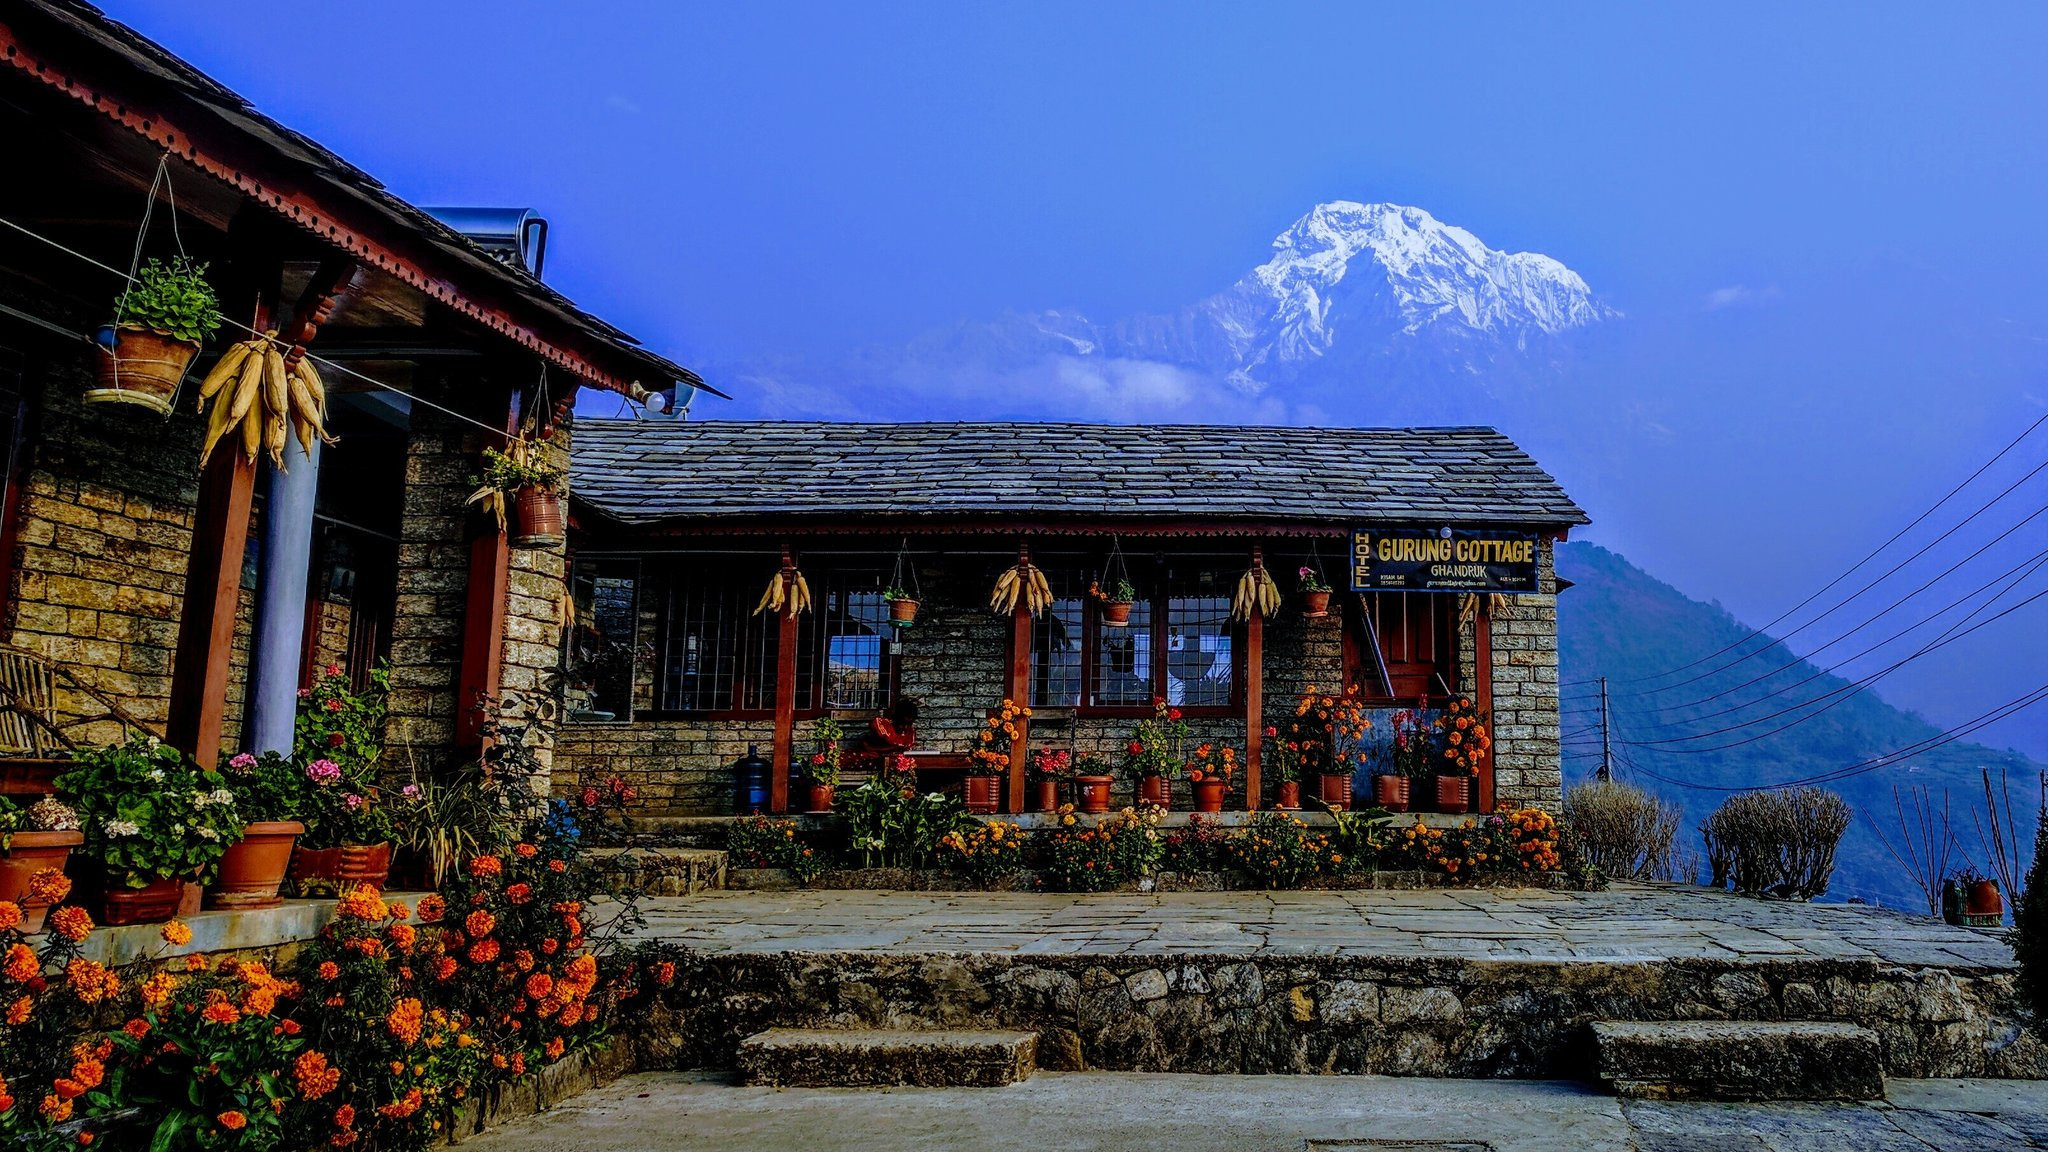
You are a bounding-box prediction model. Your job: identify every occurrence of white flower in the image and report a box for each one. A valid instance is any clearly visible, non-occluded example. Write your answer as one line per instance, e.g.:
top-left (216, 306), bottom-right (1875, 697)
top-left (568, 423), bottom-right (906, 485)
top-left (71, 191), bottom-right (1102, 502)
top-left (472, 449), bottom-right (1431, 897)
top-left (147, 767), bottom-right (166, 782)
top-left (104, 819), bottom-right (141, 838)
top-left (196, 827), bottom-right (219, 841)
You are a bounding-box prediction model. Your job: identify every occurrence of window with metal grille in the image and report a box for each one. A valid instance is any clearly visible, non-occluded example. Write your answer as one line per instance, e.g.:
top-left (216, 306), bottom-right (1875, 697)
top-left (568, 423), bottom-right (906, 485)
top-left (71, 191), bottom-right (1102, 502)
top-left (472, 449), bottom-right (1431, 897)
top-left (1029, 568), bottom-right (1084, 708)
top-left (1164, 568), bottom-right (1233, 708)
top-left (658, 563), bottom-right (779, 713)
top-left (567, 557), bottom-right (640, 721)
top-left (820, 570), bottom-right (895, 712)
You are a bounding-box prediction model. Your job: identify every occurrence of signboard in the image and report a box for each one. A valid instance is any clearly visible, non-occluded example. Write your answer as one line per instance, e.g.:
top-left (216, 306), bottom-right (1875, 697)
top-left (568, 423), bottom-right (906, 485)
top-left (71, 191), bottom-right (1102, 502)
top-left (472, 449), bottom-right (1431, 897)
top-left (1350, 526), bottom-right (1539, 594)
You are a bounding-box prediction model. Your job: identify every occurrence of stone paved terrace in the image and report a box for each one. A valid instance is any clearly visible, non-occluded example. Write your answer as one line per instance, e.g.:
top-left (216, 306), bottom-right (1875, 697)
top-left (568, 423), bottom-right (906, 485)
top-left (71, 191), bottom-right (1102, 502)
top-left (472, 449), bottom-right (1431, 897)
top-left (630, 883), bottom-right (2014, 968)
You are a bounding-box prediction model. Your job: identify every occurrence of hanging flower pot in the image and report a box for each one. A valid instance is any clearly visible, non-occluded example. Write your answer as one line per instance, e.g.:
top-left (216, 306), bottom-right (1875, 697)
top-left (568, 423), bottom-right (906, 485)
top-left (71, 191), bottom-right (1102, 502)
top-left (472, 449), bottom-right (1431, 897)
top-left (207, 820), bottom-right (305, 910)
top-left (1076, 775), bottom-right (1114, 814)
top-left (1373, 774), bottom-right (1409, 812)
top-left (1302, 590), bottom-right (1333, 619)
top-left (1297, 564), bottom-right (1335, 620)
top-left (514, 484), bottom-right (565, 547)
top-left (88, 255), bottom-right (220, 415)
top-left (1138, 774), bottom-right (1173, 809)
top-left (1273, 780), bottom-right (1301, 810)
top-left (964, 774), bottom-right (1003, 815)
top-left (888, 596), bottom-right (920, 627)
top-left (1101, 600), bottom-right (1134, 628)
top-left (1192, 777), bottom-right (1227, 813)
top-left (1434, 774), bottom-right (1471, 815)
top-left (1320, 772), bottom-right (1354, 811)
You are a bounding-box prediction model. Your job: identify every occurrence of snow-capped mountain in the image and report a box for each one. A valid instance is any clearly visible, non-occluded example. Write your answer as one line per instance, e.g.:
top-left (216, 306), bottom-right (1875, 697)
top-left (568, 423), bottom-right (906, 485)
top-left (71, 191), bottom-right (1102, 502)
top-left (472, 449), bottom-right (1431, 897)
top-left (1014, 201), bottom-right (1617, 392)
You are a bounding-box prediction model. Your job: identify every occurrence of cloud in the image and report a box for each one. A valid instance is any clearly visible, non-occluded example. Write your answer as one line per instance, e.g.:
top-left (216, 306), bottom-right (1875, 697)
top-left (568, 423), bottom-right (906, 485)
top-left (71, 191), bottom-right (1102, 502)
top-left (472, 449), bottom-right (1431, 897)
top-left (1703, 284), bottom-right (1783, 311)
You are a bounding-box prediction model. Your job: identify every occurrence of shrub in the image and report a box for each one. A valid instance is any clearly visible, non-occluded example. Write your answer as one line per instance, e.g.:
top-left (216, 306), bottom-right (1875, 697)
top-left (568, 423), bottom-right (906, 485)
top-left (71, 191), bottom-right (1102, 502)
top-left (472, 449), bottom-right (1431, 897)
top-left (55, 735), bottom-right (244, 888)
top-left (1700, 787), bottom-right (1851, 900)
top-left (1042, 809), bottom-right (1163, 891)
top-left (937, 821), bottom-right (1025, 887)
top-left (840, 783), bottom-right (970, 869)
top-left (1161, 813), bottom-right (1232, 873)
top-left (2012, 796), bottom-right (2048, 1034)
top-left (1227, 812), bottom-right (1342, 888)
top-left (1565, 781), bottom-right (1681, 880)
top-left (726, 815), bottom-right (822, 881)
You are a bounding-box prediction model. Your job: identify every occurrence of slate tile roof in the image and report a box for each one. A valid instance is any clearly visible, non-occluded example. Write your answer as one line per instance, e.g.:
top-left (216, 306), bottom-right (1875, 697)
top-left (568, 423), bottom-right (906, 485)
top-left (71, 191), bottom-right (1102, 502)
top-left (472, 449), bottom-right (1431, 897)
top-left (572, 420), bottom-right (1589, 529)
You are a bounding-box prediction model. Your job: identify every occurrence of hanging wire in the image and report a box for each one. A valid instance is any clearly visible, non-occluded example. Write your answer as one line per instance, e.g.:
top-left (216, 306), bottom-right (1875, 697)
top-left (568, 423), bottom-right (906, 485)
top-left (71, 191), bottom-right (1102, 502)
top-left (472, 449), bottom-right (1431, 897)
top-left (106, 152), bottom-right (195, 417)
top-left (0, 206), bottom-right (534, 445)
top-left (887, 537), bottom-right (922, 601)
top-left (1099, 534), bottom-right (1131, 593)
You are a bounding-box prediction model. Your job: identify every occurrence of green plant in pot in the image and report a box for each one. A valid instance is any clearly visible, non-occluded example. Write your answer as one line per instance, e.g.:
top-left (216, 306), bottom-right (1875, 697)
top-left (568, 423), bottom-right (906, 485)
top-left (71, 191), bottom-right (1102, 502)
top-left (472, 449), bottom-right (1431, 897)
top-left (1124, 700), bottom-right (1187, 809)
top-left (0, 795), bottom-right (82, 933)
top-left (291, 664), bottom-right (397, 892)
top-left (54, 735), bottom-right (244, 925)
top-left (883, 584), bottom-right (919, 627)
top-left (92, 255), bottom-right (222, 413)
top-left (212, 749), bottom-right (309, 909)
top-left (1092, 577), bottom-right (1138, 627)
top-left (469, 444), bottom-right (569, 547)
top-left (800, 716), bottom-right (845, 813)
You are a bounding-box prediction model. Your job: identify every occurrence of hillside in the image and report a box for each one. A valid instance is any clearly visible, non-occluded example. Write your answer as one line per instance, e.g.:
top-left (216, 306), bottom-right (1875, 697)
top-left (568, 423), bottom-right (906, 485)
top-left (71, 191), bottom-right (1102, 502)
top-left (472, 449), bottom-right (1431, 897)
top-left (1554, 541), bottom-right (2043, 912)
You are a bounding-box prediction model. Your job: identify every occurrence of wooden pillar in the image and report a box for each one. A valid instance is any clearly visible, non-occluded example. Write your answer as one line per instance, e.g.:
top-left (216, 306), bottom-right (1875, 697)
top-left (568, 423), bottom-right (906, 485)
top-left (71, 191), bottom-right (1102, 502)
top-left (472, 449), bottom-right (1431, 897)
top-left (454, 389), bottom-right (518, 750)
top-left (770, 548), bottom-right (798, 814)
top-left (1007, 600), bottom-right (1032, 815)
top-left (1474, 596), bottom-right (1496, 814)
top-left (1245, 549), bottom-right (1264, 811)
top-left (166, 451), bottom-right (257, 768)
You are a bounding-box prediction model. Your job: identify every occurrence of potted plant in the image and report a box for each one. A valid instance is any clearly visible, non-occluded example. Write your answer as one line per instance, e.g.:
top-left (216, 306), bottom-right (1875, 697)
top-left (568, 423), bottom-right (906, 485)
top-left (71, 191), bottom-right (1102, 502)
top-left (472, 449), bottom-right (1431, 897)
top-left (1093, 577), bottom-right (1138, 628)
top-left (1298, 565), bottom-right (1334, 619)
top-left (90, 256), bottom-right (222, 413)
top-left (1376, 707), bottom-right (1435, 813)
top-left (0, 796), bottom-right (82, 933)
top-left (289, 665), bottom-right (397, 892)
top-left (1264, 724), bottom-right (1303, 809)
top-left (1125, 700), bottom-right (1186, 809)
top-left (967, 701), bottom-right (1026, 814)
top-left (1073, 756), bottom-right (1117, 814)
top-left (883, 585), bottom-right (920, 628)
top-left (210, 750), bottom-right (307, 909)
top-left (1285, 690), bottom-right (1372, 812)
top-left (1188, 743), bottom-right (1236, 814)
top-left (55, 735), bottom-right (244, 925)
top-left (1958, 866), bottom-right (2004, 920)
top-left (1431, 696), bottom-right (1489, 815)
top-left (469, 444), bottom-right (569, 548)
top-left (802, 716), bottom-right (845, 813)
top-left (1029, 746), bottom-right (1072, 812)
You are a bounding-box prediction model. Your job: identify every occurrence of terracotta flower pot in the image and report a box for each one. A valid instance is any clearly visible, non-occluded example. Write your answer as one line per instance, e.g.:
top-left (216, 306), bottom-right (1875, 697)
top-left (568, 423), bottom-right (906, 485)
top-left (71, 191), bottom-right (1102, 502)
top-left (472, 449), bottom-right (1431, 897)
top-left (888, 598), bottom-right (920, 626)
top-left (513, 485), bottom-right (565, 548)
top-left (207, 821), bottom-right (305, 910)
top-left (804, 782), bottom-right (835, 814)
top-left (1965, 878), bottom-right (2005, 919)
top-left (1138, 774), bottom-right (1172, 809)
top-left (1302, 590), bottom-right (1333, 619)
top-left (1192, 778), bottom-right (1227, 813)
top-left (0, 829), bottom-right (82, 934)
top-left (289, 841), bottom-right (394, 893)
top-left (1373, 775), bottom-right (1409, 812)
top-left (1102, 601), bottom-right (1134, 628)
top-left (1319, 772), bottom-right (1354, 811)
top-left (88, 326), bottom-right (200, 414)
top-left (1434, 774), bottom-right (1471, 815)
top-left (1031, 778), bottom-right (1060, 812)
top-left (1273, 780), bottom-right (1301, 810)
top-left (1076, 775), bottom-right (1114, 814)
top-left (964, 774), bottom-right (1003, 814)
top-left (101, 875), bottom-right (186, 926)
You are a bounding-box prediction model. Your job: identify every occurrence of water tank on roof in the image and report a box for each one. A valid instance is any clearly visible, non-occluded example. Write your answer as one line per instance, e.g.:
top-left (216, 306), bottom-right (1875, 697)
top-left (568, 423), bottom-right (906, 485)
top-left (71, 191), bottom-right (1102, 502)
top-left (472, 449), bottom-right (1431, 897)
top-left (422, 207), bottom-right (549, 279)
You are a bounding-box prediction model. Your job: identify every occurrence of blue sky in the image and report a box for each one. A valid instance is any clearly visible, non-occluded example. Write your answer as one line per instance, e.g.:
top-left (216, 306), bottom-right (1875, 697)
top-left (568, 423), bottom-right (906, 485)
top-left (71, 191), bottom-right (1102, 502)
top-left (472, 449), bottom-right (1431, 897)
top-left (107, 2), bottom-right (2048, 758)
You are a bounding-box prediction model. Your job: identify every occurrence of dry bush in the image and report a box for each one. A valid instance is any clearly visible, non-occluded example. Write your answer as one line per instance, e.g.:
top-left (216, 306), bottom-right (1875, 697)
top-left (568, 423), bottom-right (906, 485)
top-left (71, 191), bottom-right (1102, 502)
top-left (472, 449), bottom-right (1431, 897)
top-left (1564, 781), bottom-right (1682, 881)
top-left (1700, 786), bottom-right (1852, 900)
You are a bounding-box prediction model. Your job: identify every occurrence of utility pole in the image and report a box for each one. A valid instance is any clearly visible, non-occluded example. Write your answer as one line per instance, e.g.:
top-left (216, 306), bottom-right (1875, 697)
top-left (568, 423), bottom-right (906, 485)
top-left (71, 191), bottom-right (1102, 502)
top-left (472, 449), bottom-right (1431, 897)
top-left (1597, 676), bottom-right (1614, 783)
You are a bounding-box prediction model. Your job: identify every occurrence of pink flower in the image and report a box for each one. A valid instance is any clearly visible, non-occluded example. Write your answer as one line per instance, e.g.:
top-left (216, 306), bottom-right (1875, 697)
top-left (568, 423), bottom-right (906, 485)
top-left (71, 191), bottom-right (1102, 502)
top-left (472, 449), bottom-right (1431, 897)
top-left (307, 759), bottom-right (343, 786)
top-left (324, 698), bottom-right (344, 713)
top-left (326, 664), bottom-right (342, 677)
top-left (343, 793), bottom-right (365, 812)
top-left (400, 783), bottom-right (422, 800)
top-left (228, 752), bottom-right (257, 771)
top-left (297, 688), bottom-right (312, 700)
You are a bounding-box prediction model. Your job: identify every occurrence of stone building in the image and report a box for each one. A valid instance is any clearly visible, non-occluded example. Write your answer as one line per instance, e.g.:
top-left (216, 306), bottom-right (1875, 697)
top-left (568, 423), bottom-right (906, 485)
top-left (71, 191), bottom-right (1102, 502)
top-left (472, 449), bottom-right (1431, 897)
top-left (558, 421), bottom-right (1586, 816)
top-left (0, 3), bottom-right (702, 786)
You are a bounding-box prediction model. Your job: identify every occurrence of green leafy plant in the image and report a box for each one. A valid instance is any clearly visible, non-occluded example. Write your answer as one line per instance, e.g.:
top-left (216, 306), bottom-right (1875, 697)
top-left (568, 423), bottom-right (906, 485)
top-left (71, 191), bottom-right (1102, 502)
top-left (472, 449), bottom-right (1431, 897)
top-left (801, 716), bottom-right (845, 787)
top-left (1323, 804), bottom-right (1396, 867)
top-left (296, 665), bottom-right (396, 848)
top-left (222, 749), bottom-right (307, 824)
top-left (881, 585), bottom-right (914, 602)
top-left (1123, 700), bottom-right (1187, 781)
top-left (1041, 808), bottom-right (1163, 891)
top-left (471, 445), bottom-right (567, 495)
top-left (114, 256), bottom-right (221, 344)
top-left (1229, 811), bottom-right (1343, 888)
top-left (390, 766), bottom-right (515, 887)
top-left (726, 815), bottom-right (826, 882)
top-left (1097, 578), bottom-right (1137, 604)
top-left (936, 820), bottom-right (1025, 887)
top-left (1296, 565), bottom-right (1332, 594)
top-left (841, 781), bottom-right (971, 868)
top-left (54, 735), bottom-right (243, 888)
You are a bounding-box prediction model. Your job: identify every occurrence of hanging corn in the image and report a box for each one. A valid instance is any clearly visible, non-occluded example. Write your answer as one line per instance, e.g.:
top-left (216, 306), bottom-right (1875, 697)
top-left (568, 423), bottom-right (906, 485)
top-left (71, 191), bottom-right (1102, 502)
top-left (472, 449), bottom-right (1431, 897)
top-left (1230, 564), bottom-right (1282, 621)
top-left (753, 565), bottom-right (813, 617)
top-left (195, 330), bottom-right (333, 471)
top-left (990, 562), bottom-right (1051, 617)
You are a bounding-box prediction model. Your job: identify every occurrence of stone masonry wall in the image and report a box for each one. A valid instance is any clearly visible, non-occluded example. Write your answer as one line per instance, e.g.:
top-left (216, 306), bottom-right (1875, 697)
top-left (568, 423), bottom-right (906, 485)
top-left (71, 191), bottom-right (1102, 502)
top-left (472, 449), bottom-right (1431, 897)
top-left (1486, 540), bottom-right (1562, 813)
top-left (497, 424), bottom-right (572, 789)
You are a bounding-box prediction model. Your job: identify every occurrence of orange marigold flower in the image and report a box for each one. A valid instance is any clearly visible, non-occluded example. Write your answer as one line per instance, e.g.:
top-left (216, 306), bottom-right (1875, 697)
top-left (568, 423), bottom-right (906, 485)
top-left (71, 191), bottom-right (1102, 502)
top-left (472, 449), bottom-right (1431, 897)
top-left (335, 887), bottom-right (388, 922)
top-left (48, 906), bottom-right (93, 943)
top-left (26, 869), bottom-right (70, 905)
top-left (160, 920), bottom-right (193, 946)
top-left (386, 998), bottom-right (424, 1045)
top-left (185, 954), bottom-right (207, 972)
top-left (318, 961), bottom-right (340, 981)
top-left (514, 842), bottom-right (538, 858)
top-left (415, 894), bottom-right (446, 923)
top-left (434, 956), bottom-right (459, 981)
top-left (294, 1050), bottom-right (342, 1099)
top-left (544, 1036), bottom-right (565, 1060)
top-left (5, 996), bottom-right (30, 1025)
top-left (217, 1111), bottom-right (247, 1131)
top-left (140, 971), bottom-right (175, 1009)
top-left (334, 1104), bottom-right (355, 1128)
top-left (388, 923), bottom-right (417, 951)
top-left (385, 901), bottom-right (410, 921)
top-left (524, 972), bottom-right (554, 1000)
top-left (123, 1018), bottom-right (150, 1039)
top-left (67, 1058), bottom-right (103, 1092)
top-left (514, 949), bottom-right (535, 972)
top-left (505, 882), bottom-right (533, 904)
top-left (4, 943), bottom-right (39, 982)
top-left (467, 855), bottom-right (502, 878)
top-left (52, 1079), bottom-right (85, 1101)
top-left (0, 902), bottom-right (21, 931)
top-left (41, 1094), bottom-right (71, 1122)
top-left (200, 994), bottom-right (242, 1026)
top-left (548, 859), bottom-right (566, 873)
top-left (376, 1088), bottom-right (423, 1119)
top-left (467, 939), bottom-right (500, 964)
top-left (464, 909), bottom-right (496, 938)
top-left (65, 959), bottom-right (111, 1004)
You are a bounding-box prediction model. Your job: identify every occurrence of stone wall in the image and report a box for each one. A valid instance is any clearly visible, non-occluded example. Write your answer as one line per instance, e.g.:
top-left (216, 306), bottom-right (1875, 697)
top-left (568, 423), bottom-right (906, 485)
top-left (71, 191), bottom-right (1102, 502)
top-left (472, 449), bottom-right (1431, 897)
top-left (660, 950), bottom-right (2044, 1081)
top-left (552, 543), bottom-right (1567, 817)
top-left (497, 424), bottom-right (572, 788)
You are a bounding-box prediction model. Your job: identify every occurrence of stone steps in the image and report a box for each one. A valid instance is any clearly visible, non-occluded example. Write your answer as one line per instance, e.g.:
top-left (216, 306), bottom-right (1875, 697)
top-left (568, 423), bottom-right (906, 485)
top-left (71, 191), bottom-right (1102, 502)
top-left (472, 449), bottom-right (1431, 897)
top-left (587, 847), bottom-right (727, 896)
top-left (1592, 1020), bottom-right (1884, 1101)
top-left (737, 1028), bottom-right (1038, 1088)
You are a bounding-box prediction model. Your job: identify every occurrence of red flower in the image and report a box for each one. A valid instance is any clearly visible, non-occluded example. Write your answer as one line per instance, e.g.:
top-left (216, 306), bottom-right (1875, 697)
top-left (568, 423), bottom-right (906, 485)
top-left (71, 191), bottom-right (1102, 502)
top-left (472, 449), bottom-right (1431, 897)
top-left (1127, 741), bottom-right (1143, 756)
top-left (327, 732), bottom-right (346, 748)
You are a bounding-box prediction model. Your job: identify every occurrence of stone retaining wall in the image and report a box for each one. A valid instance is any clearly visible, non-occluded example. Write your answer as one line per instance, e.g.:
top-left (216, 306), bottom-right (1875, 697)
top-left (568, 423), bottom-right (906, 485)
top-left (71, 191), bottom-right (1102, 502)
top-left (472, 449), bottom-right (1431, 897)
top-left (654, 951), bottom-right (2045, 1081)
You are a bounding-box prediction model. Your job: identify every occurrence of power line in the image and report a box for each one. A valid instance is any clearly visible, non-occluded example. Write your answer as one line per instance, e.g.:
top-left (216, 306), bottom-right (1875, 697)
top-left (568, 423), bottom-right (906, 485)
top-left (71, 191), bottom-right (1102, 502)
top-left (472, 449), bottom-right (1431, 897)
top-left (1608, 409), bottom-right (2048, 687)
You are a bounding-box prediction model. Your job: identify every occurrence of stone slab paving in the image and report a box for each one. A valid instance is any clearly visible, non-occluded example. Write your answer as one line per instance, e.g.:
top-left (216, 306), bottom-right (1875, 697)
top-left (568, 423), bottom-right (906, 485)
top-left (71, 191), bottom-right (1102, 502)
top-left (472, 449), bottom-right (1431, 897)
top-left (461, 1070), bottom-right (2048, 1152)
top-left (628, 882), bottom-right (2015, 968)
